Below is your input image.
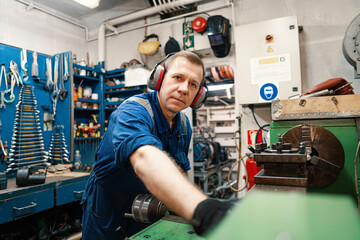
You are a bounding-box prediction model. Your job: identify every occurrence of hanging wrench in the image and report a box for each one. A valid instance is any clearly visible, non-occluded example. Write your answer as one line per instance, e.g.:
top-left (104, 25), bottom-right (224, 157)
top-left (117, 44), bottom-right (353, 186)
top-left (4, 74), bottom-right (15, 103)
top-left (59, 54), bottom-right (68, 100)
top-left (63, 53), bottom-right (70, 81)
top-left (20, 48), bottom-right (30, 84)
top-left (32, 51), bottom-right (39, 78)
top-left (0, 63), bottom-right (7, 108)
top-left (45, 58), bottom-right (54, 91)
top-left (51, 55), bottom-right (60, 117)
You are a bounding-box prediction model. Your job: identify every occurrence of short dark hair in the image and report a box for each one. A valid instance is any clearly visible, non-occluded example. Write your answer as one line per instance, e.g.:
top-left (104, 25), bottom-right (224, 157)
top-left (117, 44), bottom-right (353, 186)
top-left (163, 51), bottom-right (205, 85)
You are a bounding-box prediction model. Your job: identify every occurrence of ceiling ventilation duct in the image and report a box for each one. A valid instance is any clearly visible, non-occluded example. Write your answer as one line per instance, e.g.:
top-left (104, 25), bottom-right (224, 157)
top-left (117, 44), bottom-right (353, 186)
top-left (148, 0), bottom-right (197, 19)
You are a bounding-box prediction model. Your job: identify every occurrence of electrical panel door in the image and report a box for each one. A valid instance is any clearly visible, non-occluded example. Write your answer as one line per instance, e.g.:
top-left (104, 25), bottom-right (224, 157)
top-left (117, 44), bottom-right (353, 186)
top-left (235, 16), bottom-right (302, 104)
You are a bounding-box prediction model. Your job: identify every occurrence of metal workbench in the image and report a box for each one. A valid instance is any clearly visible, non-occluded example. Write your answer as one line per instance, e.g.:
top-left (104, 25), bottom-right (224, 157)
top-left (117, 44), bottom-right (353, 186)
top-left (0, 172), bottom-right (89, 224)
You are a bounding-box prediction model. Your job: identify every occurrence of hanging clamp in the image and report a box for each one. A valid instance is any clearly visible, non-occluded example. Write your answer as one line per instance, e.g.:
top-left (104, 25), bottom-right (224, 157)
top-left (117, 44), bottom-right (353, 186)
top-left (9, 60), bottom-right (23, 86)
top-left (2, 64), bottom-right (15, 104)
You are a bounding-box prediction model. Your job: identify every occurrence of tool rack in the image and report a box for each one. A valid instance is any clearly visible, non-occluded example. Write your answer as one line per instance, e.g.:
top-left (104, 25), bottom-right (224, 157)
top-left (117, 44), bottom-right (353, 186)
top-left (0, 43), bottom-right (148, 227)
top-left (0, 43), bottom-right (89, 226)
top-left (0, 43), bottom-right (71, 173)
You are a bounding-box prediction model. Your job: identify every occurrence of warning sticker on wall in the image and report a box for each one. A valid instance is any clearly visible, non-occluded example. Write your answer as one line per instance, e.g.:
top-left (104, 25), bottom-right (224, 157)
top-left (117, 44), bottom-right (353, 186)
top-left (250, 53), bottom-right (291, 85)
top-left (247, 129), bottom-right (263, 145)
top-left (259, 82), bottom-right (279, 102)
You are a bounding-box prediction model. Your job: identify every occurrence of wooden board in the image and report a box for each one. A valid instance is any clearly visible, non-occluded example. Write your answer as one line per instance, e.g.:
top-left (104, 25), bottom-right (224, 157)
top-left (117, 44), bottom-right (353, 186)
top-left (272, 94), bottom-right (360, 120)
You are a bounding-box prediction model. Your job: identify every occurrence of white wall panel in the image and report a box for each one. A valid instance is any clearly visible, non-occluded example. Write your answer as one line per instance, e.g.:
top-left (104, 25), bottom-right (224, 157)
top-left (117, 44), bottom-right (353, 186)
top-left (0, 1), bottom-right (86, 58)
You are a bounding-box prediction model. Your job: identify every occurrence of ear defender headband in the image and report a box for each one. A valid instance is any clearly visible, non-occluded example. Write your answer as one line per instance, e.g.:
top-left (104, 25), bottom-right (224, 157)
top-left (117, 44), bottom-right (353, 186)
top-left (147, 53), bottom-right (208, 109)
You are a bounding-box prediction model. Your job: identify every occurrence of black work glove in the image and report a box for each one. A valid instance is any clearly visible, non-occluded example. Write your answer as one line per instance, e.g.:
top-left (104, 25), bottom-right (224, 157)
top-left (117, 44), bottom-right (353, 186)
top-left (191, 198), bottom-right (239, 236)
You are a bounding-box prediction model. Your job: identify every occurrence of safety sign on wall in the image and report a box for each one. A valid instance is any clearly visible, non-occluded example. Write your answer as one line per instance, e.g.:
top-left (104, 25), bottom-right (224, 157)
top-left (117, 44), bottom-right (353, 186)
top-left (247, 129), bottom-right (263, 145)
top-left (183, 21), bottom-right (194, 49)
top-left (250, 54), bottom-right (291, 85)
top-left (259, 83), bottom-right (279, 102)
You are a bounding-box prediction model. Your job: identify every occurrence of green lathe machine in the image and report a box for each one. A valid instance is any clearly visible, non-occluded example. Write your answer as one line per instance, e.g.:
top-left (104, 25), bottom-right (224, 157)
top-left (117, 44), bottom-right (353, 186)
top-left (128, 95), bottom-right (360, 240)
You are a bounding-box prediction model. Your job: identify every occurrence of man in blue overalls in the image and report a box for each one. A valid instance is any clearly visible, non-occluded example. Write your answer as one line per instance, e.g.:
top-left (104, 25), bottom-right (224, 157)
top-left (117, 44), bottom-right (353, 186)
top-left (81, 51), bottom-right (235, 239)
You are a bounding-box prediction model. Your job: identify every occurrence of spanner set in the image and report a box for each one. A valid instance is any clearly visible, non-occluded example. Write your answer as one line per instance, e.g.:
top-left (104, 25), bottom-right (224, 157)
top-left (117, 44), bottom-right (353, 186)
top-left (7, 85), bottom-right (50, 173)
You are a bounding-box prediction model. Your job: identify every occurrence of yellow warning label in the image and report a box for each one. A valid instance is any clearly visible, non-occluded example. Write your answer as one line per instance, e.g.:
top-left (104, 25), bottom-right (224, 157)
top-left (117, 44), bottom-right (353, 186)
top-left (267, 46), bottom-right (274, 53)
top-left (259, 57), bottom-right (278, 65)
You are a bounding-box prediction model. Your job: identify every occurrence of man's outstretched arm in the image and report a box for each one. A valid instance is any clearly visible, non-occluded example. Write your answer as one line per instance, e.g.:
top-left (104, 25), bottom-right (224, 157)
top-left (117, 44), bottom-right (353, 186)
top-left (130, 145), bottom-right (207, 221)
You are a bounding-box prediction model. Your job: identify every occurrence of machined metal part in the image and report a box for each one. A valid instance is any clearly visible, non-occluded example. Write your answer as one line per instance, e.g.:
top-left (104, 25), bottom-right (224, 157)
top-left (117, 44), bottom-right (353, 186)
top-left (125, 194), bottom-right (170, 224)
top-left (16, 167), bottom-right (48, 186)
top-left (282, 125), bottom-right (345, 188)
top-left (343, 13), bottom-right (360, 76)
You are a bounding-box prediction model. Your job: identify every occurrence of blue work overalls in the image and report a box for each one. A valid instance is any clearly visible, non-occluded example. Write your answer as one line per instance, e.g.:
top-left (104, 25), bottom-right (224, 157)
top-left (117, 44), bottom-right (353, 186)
top-left (81, 91), bottom-right (192, 239)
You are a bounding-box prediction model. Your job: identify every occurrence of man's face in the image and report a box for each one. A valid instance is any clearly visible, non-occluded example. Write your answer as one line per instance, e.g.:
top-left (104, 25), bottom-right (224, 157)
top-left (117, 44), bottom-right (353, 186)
top-left (158, 56), bottom-right (203, 115)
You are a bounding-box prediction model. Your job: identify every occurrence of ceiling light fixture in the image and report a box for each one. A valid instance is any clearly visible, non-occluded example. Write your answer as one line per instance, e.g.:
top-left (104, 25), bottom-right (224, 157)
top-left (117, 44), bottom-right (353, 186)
top-left (73, 0), bottom-right (100, 9)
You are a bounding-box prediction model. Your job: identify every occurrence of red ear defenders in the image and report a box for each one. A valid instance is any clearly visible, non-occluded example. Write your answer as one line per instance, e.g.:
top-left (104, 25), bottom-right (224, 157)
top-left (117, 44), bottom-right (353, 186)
top-left (147, 54), bottom-right (208, 109)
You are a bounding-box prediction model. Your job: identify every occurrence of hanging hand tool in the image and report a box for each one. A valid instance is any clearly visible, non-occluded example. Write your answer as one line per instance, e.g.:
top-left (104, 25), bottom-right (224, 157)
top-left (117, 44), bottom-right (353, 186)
top-left (32, 51), bottom-right (39, 78)
top-left (63, 53), bottom-right (69, 81)
top-left (0, 63), bottom-right (8, 94)
top-left (20, 48), bottom-right (29, 84)
top-left (0, 91), bottom-right (5, 109)
top-left (51, 55), bottom-right (60, 118)
top-left (45, 58), bottom-right (53, 91)
top-left (9, 60), bottom-right (23, 86)
top-left (0, 64), bottom-right (7, 108)
top-left (4, 74), bottom-right (15, 103)
top-left (59, 54), bottom-right (68, 100)
top-left (0, 137), bottom-right (7, 159)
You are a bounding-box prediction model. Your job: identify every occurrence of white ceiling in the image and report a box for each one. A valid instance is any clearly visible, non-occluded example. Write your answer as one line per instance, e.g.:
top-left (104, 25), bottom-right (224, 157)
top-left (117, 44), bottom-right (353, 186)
top-left (31, 0), bottom-right (151, 30)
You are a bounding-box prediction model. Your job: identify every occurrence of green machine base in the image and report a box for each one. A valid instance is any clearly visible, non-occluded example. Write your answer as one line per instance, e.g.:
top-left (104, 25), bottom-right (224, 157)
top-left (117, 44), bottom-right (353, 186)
top-left (130, 215), bottom-right (204, 240)
top-left (270, 119), bottom-right (359, 203)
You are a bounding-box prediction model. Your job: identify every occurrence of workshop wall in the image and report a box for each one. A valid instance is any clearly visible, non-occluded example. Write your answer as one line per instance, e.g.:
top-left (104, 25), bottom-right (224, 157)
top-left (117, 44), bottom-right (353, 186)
top-left (87, 0), bottom-right (360, 94)
top-left (0, 1), bottom-right (87, 60)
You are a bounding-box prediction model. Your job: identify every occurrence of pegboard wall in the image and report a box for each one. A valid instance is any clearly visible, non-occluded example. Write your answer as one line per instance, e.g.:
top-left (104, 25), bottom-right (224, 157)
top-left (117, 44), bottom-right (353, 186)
top-left (0, 43), bottom-right (71, 172)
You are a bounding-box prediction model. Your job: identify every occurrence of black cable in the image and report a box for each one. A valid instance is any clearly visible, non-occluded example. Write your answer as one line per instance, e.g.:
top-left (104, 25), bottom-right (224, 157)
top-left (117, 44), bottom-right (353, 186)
top-left (249, 104), bottom-right (268, 132)
top-left (255, 124), bottom-right (270, 144)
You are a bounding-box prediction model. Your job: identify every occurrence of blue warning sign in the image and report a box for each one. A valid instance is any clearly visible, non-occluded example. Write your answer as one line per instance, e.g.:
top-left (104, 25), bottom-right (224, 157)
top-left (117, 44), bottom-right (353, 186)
top-left (260, 83), bottom-right (278, 101)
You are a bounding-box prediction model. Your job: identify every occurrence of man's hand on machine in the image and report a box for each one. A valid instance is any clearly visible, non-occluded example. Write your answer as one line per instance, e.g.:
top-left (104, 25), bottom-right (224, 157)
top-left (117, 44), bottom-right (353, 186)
top-left (191, 198), bottom-right (239, 236)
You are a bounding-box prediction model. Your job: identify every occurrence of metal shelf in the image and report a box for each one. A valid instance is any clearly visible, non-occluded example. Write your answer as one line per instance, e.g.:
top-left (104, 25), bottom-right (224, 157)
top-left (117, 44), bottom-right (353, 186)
top-left (77, 98), bottom-right (99, 103)
top-left (105, 86), bottom-right (143, 94)
top-left (74, 137), bottom-right (101, 141)
top-left (74, 107), bottom-right (100, 112)
top-left (73, 74), bottom-right (99, 82)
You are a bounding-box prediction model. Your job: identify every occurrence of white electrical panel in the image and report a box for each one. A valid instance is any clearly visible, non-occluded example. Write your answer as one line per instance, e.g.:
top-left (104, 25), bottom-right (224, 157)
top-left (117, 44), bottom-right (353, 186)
top-left (234, 16), bottom-right (302, 104)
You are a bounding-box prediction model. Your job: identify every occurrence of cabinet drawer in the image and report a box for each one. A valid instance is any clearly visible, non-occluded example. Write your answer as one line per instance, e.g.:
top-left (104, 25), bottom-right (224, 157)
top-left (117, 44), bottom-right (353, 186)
top-left (0, 189), bottom-right (54, 224)
top-left (56, 181), bottom-right (86, 206)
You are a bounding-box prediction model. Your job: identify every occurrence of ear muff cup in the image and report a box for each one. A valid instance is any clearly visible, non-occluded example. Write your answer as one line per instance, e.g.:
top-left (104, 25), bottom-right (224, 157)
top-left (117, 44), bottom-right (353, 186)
top-left (190, 85), bottom-right (208, 109)
top-left (147, 52), bottom-right (207, 109)
top-left (148, 65), bottom-right (165, 91)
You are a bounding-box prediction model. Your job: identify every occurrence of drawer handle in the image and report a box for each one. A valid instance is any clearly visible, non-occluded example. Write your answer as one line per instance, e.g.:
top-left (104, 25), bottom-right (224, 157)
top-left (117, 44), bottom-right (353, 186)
top-left (13, 202), bottom-right (37, 217)
top-left (73, 190), bottom-right (85, 199)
